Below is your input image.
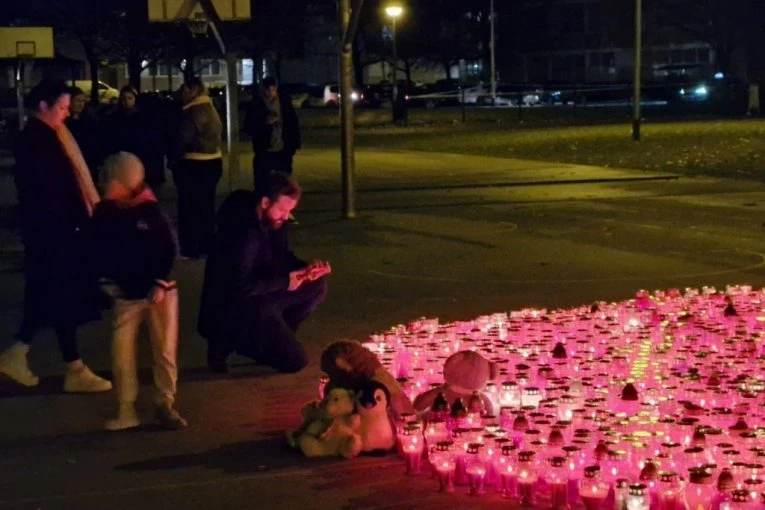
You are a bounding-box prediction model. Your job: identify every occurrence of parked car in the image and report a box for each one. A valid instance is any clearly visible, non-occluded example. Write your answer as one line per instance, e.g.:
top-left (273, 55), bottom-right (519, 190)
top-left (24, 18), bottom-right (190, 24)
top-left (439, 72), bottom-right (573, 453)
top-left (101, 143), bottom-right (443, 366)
top-left (307, 83), bottom-right (362, 107)
top-left (461, 83), bottom-right (541, 106)
top-left (71, 80), bottom-right (120, 104)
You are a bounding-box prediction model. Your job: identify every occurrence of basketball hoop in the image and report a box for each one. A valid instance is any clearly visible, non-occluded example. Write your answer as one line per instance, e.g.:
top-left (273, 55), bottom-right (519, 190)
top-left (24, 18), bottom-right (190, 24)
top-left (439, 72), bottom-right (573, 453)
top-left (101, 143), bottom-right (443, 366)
top-left (186, 13), bottom-right (210, 37)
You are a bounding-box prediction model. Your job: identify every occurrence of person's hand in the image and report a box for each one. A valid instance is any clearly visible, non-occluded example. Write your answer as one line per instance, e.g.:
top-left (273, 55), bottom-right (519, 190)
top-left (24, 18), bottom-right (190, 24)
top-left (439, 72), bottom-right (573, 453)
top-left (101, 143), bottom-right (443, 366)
top-left (148, 286), bottom-right (166, 304)
top-left (305, 260), bottom-right (332, 281)
top-left (288, 269), bottom-right (307, 291)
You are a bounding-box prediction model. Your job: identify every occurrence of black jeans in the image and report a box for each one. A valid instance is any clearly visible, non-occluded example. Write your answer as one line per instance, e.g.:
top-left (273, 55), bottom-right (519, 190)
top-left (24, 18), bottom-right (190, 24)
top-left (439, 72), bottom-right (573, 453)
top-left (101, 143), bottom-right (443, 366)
top-left (17, 321), bottom-right (80, 363)
top-left (174, 159), bottom-right (222, 258)
top-left (253, 150), bottom-right (294, 191)
top-left (210, 278), bottom-right (327, 373)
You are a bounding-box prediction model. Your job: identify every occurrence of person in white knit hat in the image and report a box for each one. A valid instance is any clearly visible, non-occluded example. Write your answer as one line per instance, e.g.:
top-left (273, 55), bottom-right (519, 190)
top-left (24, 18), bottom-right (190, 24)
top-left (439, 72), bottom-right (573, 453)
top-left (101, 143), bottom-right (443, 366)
top-left (90, 152), bottom-right (186, 430)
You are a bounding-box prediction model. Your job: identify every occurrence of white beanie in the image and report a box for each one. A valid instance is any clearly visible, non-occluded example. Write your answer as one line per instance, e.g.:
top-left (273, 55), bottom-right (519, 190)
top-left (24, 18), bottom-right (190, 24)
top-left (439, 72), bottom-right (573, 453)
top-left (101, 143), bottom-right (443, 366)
top-left (103, 151), bottom-right (144, 190)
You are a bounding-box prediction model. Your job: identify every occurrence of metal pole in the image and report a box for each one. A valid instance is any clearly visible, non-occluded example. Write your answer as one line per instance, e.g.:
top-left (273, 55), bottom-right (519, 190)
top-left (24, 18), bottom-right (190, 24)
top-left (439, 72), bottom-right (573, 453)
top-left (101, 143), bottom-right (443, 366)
top-left (224, 52), bottom-right (239, 191)
top-left (15, 59), bottom-right (26, 131)
top-left (339, 0), bottom-right (356, 218)
top-left (391, 18), bottom-right (398, 112)
top-left (632, 0), bottom-right (642, 141)
top-left (489, 0), bottom-right (496, 104)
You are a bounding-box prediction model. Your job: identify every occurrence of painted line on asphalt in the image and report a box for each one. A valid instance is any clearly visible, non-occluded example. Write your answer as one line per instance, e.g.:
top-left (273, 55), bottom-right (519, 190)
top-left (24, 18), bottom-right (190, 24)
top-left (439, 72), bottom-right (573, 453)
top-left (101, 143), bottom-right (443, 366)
top-left (367, 249), bottom-right (765, 284)
top-left (302, 175), bottom-right (679, 195)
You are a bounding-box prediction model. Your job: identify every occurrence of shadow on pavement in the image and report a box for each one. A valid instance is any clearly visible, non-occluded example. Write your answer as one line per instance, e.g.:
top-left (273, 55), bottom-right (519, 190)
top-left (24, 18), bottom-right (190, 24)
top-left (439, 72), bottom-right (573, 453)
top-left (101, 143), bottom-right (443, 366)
top-left (114, 435), bottom-right (335, 475)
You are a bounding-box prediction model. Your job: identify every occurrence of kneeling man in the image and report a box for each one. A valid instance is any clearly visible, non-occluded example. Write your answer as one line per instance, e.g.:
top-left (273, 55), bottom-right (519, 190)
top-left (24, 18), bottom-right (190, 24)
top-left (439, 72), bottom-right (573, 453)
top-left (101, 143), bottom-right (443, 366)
top-left (198, 172), bottom-right (329, 373)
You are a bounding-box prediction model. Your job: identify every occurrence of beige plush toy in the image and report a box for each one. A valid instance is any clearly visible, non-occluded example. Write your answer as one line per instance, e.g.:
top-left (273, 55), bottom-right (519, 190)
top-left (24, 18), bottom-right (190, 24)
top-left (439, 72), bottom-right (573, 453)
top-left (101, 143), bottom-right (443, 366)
top-left (291, 388), bottom-right (362, 459)
top-left (412, 350), bottom-right (498, 417)
top-left (320, 340), bottom-right (415, 419)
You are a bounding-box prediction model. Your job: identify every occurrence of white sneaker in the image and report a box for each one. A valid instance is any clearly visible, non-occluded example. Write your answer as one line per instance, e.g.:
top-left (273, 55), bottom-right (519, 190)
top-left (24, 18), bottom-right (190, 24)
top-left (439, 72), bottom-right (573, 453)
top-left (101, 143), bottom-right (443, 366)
top-left (0, 342), bottom-right (39, 387)
top-left (64, 362), bottom-right (113, 393)
top-left (105, 402), bottom-right (140, 431)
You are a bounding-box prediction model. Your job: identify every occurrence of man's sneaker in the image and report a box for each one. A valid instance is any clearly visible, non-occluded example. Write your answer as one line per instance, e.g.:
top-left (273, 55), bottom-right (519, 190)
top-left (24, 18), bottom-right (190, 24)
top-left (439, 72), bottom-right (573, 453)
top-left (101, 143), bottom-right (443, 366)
top-left (155, 403), bottom-right (188, 430)
top-left (0, 342), bottom-right (39, 387)
top-left (63, 362), bottom-right (113, 393)
top-left (105, 402), bottom-right (140, 431)
top-left (207, 349), bottom-right (229, 374)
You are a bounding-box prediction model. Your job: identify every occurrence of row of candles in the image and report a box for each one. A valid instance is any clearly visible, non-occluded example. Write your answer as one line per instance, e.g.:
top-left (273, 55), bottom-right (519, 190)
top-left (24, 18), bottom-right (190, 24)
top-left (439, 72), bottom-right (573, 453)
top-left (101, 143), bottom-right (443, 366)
top-left (358, 286), bottom-right (765, 508)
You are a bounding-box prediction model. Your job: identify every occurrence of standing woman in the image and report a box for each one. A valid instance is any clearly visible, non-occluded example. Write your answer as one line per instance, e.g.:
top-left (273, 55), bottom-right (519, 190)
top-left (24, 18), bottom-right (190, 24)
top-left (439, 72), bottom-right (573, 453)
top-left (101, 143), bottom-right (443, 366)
top-left (105, 86), bottom-right (167, 187)
top-left (0, 79), bottom-right (112, 392)
top-left (171, 76), bottom-right (222, 259)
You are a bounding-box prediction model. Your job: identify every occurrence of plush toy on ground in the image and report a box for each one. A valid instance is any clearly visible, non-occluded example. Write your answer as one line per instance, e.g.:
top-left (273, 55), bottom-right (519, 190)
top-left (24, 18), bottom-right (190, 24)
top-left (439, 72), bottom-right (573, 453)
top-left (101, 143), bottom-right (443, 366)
top-left (289, 387), bottom-right (362, 459)
top-left (354, 380), bottom-right (396, 454)
top-left (320, 340), bottom-right (414, 419)
top-left (413, 350), bottom-right (498, 417)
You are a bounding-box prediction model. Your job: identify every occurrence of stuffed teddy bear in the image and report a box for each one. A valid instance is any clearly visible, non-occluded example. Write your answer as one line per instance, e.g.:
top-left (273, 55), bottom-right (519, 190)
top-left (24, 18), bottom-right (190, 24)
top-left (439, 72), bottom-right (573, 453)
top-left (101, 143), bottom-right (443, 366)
top-left (290, 388), bottom-right (362, 459)
top-left (413, 350), bottom-right (498, 417)
top-left (320, 340), bottom-right (415, 419)
top-left (354, 380), bottom-right (396, 454)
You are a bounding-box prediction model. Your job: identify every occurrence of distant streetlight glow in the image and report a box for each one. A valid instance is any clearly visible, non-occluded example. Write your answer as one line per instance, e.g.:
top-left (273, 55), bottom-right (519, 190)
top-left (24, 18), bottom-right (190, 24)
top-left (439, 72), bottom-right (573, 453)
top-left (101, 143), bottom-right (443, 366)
top-left (385, 5), bottom-right (403, 18)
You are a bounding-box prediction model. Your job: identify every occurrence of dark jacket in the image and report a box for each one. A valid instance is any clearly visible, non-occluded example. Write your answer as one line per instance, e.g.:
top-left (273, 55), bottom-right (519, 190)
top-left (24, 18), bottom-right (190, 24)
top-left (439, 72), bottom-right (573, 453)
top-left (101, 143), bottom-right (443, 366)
top-left (173, 95), bottom-right (222, 162)
top-left (244, 94), bottom-right (301, 154)
top-left (197, 190), bottom-right (305, 340)
top-left (14, 117), bottom-right (101, 327)
top-left (89, 190), bottom-right (177, 300)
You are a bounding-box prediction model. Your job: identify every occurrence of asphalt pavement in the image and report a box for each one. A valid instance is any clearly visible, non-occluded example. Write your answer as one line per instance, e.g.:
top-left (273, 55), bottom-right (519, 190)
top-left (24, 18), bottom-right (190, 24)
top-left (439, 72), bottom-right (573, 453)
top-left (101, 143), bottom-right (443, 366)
top-left (2, 145), bottom-right (765, 509)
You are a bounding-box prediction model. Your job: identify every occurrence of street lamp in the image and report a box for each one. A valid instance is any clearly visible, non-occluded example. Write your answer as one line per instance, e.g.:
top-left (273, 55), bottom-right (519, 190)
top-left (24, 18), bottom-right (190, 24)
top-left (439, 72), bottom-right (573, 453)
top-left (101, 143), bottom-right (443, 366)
top-left (385, 4), bottom-right (403, 111)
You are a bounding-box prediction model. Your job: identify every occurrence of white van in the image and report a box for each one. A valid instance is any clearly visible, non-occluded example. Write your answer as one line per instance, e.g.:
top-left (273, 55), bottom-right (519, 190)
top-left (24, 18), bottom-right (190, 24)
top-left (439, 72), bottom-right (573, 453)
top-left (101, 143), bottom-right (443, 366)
top-left (71, 80), bottom-right (120, 104)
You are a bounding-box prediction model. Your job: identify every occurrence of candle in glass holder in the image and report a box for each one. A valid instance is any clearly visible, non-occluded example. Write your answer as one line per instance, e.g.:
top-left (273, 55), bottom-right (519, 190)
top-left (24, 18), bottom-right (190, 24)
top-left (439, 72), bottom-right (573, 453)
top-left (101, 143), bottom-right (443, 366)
top-left (401, 424), bottom-right (424, 475)
top-left (657, 471), bottom-right (683, 510)
top-left (465, 443), bottom-right (487, 495)
top-left (424, 418), bottom-right (448, 447)
top-left (548, 456), bottom-right (570, 510)
top-left (614, 478), bottom-right (631, 510)
top-left (428, 392), bottom-right (450, 424)
top-left (686, 467), bottom-right (716, 510)
top-left (516, 450), bottom-right (538, 507)
top-left (496, 444), bottom-right (517, 499)
top-left (720, 489), bottom-right (755, 509)
top-left (579, 465), bottom-right (610, 510)
top-left (522, 387), bottom-right (543, 408)
top-left (501, 381), bottom-right (521, 408)
top-left (628, 483), bottom-right (650, 510)
top-left (431, 441), bottom-right (456, 493)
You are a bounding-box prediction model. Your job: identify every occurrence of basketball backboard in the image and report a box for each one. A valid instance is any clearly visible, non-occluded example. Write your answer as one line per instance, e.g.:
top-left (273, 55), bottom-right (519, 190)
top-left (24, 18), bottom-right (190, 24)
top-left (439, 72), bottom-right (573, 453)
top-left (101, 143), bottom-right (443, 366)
top-left (0, 27), bottom-right (54, 59)
top-left (148, 0), bottom-right (251, 22)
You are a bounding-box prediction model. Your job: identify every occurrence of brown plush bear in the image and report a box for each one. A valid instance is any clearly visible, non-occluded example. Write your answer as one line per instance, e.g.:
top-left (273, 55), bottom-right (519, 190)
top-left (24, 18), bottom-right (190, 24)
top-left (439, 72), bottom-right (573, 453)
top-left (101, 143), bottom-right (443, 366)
top-left (290, 388), bottom-right (362, 459)
top-left (320, 340), bottom-right (415, 419)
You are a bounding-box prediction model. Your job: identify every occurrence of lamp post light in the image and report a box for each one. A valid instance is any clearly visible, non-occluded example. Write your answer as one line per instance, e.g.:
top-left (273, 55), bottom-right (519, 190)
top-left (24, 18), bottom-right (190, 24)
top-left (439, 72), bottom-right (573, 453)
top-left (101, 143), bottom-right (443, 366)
top-left (385, 4), bottom-right (403, 113)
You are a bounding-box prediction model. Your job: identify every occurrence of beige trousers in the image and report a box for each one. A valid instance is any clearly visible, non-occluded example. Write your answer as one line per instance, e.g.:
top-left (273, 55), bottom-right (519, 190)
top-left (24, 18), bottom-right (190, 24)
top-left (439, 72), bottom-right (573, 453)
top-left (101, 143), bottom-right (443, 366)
top-left (111, 289), bottom-right (179, 406)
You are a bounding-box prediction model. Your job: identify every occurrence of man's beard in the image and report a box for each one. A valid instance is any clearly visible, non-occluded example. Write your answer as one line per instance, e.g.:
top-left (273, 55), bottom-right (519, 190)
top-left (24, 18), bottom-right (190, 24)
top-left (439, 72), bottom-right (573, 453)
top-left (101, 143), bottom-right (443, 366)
top-left (260, 214), bottom-right (284, 230)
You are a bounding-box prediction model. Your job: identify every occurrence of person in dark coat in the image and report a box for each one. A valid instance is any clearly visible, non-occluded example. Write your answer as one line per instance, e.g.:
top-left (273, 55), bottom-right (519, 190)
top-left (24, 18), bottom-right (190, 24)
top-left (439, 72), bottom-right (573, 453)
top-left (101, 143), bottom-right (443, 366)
top-left (170, 77), bottom-right (223, 260)
top-left (66, 86), bottom-right (103, 184)
top-left (0, 79), bottom-right (112, 393)
top-left (244, 77), bottom-right (301, 190)
top-left (198, 172), bottom-right (330, 374)
top-left (104, 86), bottom-right (167, 187)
